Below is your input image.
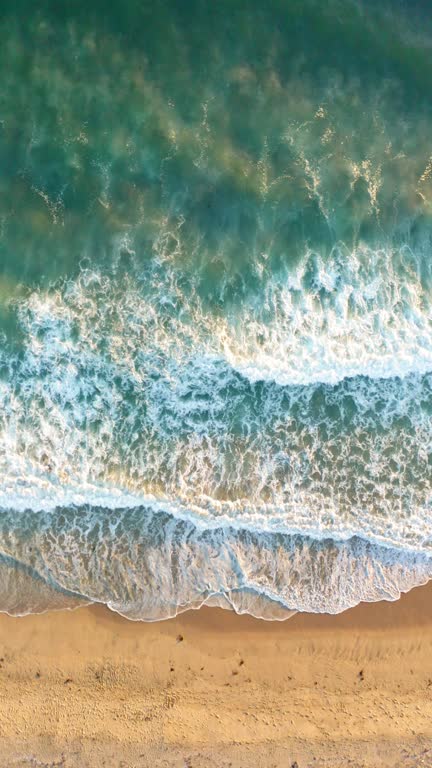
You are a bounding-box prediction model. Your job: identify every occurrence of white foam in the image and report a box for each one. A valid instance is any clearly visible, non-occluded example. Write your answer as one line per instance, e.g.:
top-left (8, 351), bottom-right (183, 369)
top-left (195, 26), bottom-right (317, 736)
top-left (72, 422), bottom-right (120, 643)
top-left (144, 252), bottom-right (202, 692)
top-left (0, 256), bottom-right (430, 606)
top-left (218, 244), bottom-right (432, 386)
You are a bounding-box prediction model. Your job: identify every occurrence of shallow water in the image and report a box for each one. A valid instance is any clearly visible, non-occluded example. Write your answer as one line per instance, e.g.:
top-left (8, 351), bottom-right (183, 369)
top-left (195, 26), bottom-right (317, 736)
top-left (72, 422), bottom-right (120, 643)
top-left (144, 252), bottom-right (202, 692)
top-left (0, 0), bottom-right (432, 619)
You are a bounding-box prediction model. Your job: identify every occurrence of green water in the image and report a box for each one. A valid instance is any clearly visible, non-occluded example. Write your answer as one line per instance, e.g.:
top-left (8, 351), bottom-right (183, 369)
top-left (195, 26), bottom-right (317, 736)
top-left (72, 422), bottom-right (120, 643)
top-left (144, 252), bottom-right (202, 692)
top-left (0, 0), bottom-right (431, 619)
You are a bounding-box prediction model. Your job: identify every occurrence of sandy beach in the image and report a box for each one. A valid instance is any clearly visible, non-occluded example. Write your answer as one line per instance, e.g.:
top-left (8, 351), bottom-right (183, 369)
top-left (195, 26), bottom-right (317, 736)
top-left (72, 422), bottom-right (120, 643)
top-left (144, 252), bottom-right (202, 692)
top-left (0, 584), bottom-right (430, 767)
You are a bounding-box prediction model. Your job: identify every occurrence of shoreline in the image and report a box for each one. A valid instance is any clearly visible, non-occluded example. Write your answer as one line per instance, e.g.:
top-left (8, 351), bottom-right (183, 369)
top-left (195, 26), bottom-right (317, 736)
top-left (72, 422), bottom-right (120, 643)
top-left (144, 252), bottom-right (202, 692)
top-left (0, 582), bottom-right (430, 766)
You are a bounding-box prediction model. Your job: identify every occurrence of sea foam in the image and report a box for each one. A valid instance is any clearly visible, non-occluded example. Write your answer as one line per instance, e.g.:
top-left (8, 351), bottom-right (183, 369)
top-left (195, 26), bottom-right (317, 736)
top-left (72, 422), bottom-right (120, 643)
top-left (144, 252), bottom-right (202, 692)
top-left (0, 251), bottom-right (430, 618)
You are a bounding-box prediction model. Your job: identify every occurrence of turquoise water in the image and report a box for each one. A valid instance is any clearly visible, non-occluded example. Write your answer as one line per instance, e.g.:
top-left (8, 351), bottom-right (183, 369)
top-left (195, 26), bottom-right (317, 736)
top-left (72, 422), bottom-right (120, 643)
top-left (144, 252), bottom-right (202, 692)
top-left (0, 0), bottom-right (432, 619)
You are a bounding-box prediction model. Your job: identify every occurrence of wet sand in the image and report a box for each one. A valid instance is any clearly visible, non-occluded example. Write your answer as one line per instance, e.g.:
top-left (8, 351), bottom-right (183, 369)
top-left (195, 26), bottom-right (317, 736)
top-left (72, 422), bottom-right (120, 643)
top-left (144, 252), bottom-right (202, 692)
top-left (0, 583), bottom-right (431, 767)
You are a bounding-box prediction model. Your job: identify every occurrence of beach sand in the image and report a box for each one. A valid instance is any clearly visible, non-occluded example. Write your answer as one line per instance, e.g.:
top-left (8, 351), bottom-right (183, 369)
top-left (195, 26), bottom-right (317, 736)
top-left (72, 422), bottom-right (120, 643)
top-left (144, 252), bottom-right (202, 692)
top-left (0, 584), bottom-right (431, 767)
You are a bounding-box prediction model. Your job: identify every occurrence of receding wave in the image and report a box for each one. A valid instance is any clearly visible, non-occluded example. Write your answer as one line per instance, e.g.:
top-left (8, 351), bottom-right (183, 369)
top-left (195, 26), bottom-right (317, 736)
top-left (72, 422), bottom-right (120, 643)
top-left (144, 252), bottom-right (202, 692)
top-left (0, 504), bottom-right (430, 620)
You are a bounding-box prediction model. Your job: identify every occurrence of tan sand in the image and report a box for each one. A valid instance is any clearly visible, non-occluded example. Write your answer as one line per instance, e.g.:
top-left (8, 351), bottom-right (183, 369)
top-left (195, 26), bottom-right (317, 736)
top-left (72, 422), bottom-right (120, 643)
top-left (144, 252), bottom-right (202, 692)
top-left (0, 583), bottom-right (431, 767)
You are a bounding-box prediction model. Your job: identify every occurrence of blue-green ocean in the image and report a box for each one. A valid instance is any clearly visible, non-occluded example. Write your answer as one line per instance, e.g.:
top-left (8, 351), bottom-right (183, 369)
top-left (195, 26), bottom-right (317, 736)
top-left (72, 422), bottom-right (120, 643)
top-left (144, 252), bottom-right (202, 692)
top-left (0, 0), bottom-right (432, 619)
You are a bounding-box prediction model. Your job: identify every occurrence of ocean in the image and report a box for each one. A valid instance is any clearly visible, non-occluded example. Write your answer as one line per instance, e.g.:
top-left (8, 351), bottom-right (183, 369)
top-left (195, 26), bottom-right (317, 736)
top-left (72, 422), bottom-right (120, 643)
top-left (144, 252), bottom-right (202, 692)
top-left (0, 0), bottom-right (431, 620)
